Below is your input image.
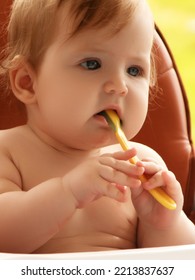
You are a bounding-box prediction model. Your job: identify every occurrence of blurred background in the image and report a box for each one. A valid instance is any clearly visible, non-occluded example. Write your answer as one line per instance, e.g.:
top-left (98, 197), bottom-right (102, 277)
top-left (148, 0), bottom-right (195, 141)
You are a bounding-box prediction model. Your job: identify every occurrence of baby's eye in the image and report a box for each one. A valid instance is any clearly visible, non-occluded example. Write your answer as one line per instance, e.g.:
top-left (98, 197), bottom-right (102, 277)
top-left (80, 59), bottom-right (101, 70)
top-left (127, 66), bottom-right (142, 77)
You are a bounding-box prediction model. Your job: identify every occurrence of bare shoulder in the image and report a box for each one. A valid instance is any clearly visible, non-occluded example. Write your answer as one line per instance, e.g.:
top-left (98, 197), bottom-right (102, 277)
top-left (101, 141), bottom-right (167, 168)
top-left (0, 126), bottom-right (31, 192)
top-left (132, 141), bottom-right (167, 168)
top-left (0, 125), bottom-right (41, 154)
top-left (0, 125), bottom-right (29, 146)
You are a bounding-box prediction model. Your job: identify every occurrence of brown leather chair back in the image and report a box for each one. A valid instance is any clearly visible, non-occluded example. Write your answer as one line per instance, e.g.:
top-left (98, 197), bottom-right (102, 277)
top-left (1, 1), bottom-right (195, 222)
top-left (0, 0), bottom-right (27, 128)
top-left (133, 27), bottom-right (195, 223)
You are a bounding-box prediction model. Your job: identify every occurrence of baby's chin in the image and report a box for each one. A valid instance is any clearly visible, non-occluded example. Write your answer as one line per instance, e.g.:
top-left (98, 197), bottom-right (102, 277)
top-left (122, 122), bottom-right (145, 142)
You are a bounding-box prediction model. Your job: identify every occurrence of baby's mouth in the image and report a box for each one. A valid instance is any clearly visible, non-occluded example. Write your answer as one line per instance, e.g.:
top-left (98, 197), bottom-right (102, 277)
top-left (96, 110), bottom-right (123, 127)
top-left (93, 111), bottom-right (109, 126)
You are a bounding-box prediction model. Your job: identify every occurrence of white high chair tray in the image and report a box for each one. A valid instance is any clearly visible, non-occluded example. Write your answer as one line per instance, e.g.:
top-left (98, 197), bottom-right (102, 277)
top-left (0, 244), bottom-right (195, 260)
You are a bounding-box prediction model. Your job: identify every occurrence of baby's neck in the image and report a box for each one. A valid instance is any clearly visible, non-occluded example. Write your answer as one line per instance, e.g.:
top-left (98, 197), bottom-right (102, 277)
top-left (26, 123), bottom-right (101, 160)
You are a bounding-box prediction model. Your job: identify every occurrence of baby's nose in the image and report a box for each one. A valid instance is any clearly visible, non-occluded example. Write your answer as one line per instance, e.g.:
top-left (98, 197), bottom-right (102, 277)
top-left (103, 76), bottom-right (128, 96)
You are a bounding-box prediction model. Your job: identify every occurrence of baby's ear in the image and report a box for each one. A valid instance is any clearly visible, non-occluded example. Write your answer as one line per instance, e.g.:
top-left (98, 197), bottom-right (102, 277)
top-left (9, 56), bottom-right (37, 104)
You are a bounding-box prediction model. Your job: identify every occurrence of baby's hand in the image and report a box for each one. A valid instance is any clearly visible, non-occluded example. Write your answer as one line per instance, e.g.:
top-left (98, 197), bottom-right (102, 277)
top-left (130, 160), bottom-right (184, 229)
top-left (62, 148), bottom-right (144, 208)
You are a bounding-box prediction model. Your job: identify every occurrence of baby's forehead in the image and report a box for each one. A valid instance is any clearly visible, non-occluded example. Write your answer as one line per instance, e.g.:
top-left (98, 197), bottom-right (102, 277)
top-left (54, 0), bottom-right (140, 40)
top-left (54, 0), bottom-right (153, 46)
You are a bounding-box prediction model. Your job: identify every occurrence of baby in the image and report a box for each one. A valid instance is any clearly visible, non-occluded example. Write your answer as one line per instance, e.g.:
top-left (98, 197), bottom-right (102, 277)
top-left (0, 0), bottom-right (194, 254)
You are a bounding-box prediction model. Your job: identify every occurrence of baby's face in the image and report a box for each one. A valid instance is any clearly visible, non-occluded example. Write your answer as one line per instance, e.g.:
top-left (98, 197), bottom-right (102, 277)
top-left (31, 1), bottom-right (154, 151)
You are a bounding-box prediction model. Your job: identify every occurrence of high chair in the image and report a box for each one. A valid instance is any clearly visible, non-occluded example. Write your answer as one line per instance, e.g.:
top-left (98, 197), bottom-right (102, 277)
top-left (0, 0), bottom-right (195, 260)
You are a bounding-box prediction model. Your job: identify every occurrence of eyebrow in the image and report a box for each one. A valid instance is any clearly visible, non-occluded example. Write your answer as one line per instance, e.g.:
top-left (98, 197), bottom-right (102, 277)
top-left (62, 35), bottom-right (151, 66)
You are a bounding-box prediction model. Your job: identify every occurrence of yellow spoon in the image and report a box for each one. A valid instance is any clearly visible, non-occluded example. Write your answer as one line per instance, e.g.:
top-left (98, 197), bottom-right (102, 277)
top-left (101, 109), bottom-right (176, 210)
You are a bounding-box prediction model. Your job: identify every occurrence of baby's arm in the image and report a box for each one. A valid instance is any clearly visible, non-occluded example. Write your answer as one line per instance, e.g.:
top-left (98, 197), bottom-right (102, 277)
top-left (132, 154), bottom-right (195, 247)
top-left (0, 138), bottom-right (81, 254)
top-left (0, 147), bottom-right (142, 253)
top-left (0, 176), bottom-right (77, 253)
top-left (138, 207), bottom-right (195, 248)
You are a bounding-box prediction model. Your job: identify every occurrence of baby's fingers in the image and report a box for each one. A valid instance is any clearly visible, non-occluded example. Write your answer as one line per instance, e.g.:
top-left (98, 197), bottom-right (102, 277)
top-left (104, 183), bottom-right (128, 202)
top-left (138, 160), bottom-right (162, 175)
top-left (112, 148), bottom-right (137, 160)
top-left (98, 164), bottom-right (142, 188)
top-left (99, 156), bottom-right (144, 177)
top-left (143, 170), bottom-right (183, 207)
top-left (142, 169), bottom-right (165, 190)
top-left (160, 171), bottom-right (183, 207)
top-left (102, 148), bottom-right (137, 161)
